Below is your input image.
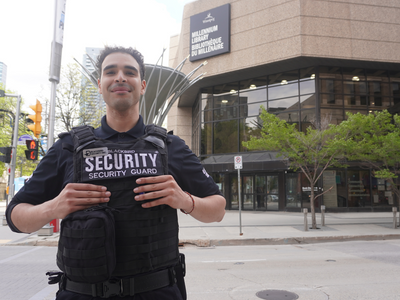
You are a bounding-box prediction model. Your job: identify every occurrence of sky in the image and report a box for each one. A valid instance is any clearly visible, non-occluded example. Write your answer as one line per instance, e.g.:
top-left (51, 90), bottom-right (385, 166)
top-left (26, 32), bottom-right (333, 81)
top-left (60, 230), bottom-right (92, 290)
top-left (0, 0), bottom-right (193, 110)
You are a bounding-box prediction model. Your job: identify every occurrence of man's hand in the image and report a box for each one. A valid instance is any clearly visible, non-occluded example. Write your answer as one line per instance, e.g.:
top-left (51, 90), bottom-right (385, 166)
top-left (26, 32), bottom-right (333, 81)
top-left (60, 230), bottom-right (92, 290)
top-left (51, 183), bottom-right (111, 219)
top-left (134, 175), bottom-right (226, 223)
top-left (134, 175), bottom-right (191, 211)
top-left (11, 183), bottom-right (110, 233)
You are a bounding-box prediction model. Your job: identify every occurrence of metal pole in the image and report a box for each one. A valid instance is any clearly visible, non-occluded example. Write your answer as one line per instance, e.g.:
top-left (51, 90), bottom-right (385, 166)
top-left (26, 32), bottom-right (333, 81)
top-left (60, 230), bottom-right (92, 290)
top-left (303, 208), bottom-right (308, 231)
top-left (238, 168), bottom-right (242, 235)
top-left (393, 207), bottom-right (397, 229)
top-left (6, 94), bottom-right (21, 205)
top-left (321, 205), bottom-right (325, 226)
top-left (47, 82), bottom-right (57, 149)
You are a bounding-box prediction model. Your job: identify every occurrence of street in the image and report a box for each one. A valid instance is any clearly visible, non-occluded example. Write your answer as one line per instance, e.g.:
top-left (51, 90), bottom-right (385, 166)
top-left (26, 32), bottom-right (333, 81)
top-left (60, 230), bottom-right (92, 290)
top-left (1, 240), bottom-right (399, 299)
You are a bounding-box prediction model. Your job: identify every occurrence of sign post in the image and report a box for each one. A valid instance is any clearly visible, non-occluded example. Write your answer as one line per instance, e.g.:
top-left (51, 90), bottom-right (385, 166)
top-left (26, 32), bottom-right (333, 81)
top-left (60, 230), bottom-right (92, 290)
top-left (234, 156), bottom-right (243, 235)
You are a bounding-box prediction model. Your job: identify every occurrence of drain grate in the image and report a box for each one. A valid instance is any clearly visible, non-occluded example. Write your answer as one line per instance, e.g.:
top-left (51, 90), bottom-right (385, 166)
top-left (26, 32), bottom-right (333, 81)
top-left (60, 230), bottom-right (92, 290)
top-left (256, 289), bottom-right (299, 300)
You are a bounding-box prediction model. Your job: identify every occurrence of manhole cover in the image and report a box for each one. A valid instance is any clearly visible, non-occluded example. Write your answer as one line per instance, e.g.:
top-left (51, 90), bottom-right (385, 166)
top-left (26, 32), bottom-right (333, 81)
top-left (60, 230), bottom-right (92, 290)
top-left (256, 289), bottom-right (299, 300)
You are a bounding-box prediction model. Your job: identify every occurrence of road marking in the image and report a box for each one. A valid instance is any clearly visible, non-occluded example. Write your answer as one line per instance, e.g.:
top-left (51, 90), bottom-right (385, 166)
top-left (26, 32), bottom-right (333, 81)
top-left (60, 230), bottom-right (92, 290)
top-left (28, 284), bottom-right (57, 300)
top-left (202, 259), bottom-right (267, 263)
top-left (0, 239), bottom-right (11, 243)
top-left (0, 246), bottom-right (43, 264)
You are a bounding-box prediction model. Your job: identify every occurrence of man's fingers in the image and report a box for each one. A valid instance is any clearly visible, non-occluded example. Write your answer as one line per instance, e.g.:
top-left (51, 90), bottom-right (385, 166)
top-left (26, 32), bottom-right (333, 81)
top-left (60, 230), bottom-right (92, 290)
top-left (66, 183), bottom-right (108, 191)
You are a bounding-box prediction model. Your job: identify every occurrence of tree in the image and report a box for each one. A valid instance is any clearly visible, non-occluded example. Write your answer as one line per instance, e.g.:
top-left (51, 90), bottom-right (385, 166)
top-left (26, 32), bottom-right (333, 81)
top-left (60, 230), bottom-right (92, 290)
top-left (243, 108), bottom-right (352, 229)
top-left (344, 110), bottom-right (400, 211)
top-left (55, 63), bottom-right (104, 133)
top-left (0, 84), bottom-right (40, 179)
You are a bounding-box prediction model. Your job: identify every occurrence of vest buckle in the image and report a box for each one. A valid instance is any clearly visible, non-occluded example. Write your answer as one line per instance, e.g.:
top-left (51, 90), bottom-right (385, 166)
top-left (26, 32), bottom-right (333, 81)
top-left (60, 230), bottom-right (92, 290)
top-left (95, 279), bottom-right (123, 298)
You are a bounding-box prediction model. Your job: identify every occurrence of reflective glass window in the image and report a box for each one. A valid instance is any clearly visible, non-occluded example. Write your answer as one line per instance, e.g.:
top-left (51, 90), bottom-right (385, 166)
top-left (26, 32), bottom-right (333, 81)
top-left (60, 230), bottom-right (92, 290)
top-left (342, 67), bottom-right (365, 81)
top-left (201, 123), bottom-right (213, 155)
top-left (214, 120), bottom-right (238, 154)
top-left (300, 80), bottom-right (315, 95)
top-left (247, 102), bottom-right (267, 116)
top-left (240, 117), bottom-right (262, 152)
top-left (300, 67), bottom-right (316, 81)
top-left (321, 108), bottom-right (344, 125)
top-left (347, 170), bottom-right (371, 208)
top-left (320, 93), bottom-right (343, 106)
top-left (239, 76), bottom-right (267, 91)
top-left (300, 110), bottom-right (315, 131)
top-left (268, 82), bottom-right (299, 100)
top-left (239, 88), bottom-right (267, 104)
top-left (320, 79), bottom-right (342, 94)
top-left (268, 97), bottom-right (299, 111)
top-left (300, 94), bottom-right (315, 109)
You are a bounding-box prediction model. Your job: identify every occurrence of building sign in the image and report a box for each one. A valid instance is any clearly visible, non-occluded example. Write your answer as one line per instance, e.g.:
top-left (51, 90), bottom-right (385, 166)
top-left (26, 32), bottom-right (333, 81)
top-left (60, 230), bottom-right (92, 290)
top-left (190, 3), bottom-right (230, 62)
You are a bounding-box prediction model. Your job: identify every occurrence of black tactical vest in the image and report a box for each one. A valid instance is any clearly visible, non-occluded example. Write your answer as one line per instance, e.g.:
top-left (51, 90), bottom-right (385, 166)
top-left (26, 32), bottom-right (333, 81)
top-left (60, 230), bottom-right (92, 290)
top-left (57, 125), bottom-right (179, 280)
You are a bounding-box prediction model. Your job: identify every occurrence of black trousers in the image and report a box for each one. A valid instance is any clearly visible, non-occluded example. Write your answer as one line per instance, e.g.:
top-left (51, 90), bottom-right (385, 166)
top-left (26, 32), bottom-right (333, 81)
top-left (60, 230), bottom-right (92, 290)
top-left (56, 284), bottom-right (183, 300)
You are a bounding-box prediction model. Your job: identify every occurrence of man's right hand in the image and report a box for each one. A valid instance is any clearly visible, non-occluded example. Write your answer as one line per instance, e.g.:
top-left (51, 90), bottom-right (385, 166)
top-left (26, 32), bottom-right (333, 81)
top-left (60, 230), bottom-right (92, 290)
top-left (11, 183), bottom-right (110, 233)
top-left (51, 183), bottom-right (111, 219)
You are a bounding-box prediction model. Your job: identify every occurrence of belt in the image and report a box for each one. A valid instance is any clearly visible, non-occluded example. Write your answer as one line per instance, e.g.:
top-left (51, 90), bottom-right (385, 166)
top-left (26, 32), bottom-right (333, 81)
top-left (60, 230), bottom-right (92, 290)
top-left (64, 268), bottom-right (176, 298)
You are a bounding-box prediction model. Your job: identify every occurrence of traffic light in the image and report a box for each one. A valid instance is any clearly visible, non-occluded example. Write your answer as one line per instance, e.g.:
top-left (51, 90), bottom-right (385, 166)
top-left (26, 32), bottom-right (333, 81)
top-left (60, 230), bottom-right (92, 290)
top-left (28, 100), bottom-right (42, 138)
top-left (25, 140), bottom-right (39, 161)
top-left (0, 89), bottom-right (5, 97)
top-left (0, 147), bottom-right (12, 163)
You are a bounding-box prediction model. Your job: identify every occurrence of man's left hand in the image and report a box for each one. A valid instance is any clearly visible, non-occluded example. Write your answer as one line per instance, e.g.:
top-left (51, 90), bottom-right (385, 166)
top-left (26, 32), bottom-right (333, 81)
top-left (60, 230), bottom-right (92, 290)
top-left (134, 175), bottom-right (193, 212)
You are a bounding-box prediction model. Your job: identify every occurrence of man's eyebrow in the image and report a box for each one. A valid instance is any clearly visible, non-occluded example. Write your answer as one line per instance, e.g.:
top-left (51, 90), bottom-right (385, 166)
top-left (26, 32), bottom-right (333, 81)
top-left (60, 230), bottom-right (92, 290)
top-left (103, 64), bottom-right (139, 73)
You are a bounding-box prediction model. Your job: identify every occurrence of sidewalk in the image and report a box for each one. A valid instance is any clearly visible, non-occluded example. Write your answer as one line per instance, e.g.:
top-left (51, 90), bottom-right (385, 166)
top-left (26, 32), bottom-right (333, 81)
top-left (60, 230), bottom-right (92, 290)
top-left (1, 200), bottom-right (399, 247)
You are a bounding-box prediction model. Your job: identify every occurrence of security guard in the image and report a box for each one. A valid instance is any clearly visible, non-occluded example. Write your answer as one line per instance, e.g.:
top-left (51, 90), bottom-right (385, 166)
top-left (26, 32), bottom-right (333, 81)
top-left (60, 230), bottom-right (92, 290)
top-left (6, 46), bottom-right (226, 300)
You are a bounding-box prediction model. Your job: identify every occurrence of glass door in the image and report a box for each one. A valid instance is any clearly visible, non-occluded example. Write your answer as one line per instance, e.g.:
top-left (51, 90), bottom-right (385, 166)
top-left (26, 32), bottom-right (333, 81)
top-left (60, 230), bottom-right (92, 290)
top-left (243, 176), bottom-right (254, 210)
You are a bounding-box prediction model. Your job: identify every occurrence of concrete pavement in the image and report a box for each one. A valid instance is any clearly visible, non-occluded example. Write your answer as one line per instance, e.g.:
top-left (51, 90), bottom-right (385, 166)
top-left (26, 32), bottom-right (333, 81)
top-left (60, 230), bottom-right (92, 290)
top-left (1, 200), bottom-right (399, 247)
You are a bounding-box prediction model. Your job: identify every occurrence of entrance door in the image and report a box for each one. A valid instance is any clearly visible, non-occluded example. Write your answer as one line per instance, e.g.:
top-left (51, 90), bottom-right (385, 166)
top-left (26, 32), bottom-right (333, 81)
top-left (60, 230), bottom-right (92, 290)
top-left (229, 174), bottom-right (279, 210)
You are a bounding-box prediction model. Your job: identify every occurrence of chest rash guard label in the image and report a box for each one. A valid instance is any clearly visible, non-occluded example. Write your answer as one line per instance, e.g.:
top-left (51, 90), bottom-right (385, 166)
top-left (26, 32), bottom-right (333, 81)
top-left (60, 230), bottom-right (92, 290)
top-left (81, 148), bottom-right (163, 181)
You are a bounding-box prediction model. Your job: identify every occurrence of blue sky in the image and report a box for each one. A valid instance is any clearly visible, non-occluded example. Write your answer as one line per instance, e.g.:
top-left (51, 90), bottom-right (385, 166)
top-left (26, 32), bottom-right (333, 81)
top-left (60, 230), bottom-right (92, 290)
top-left (0, 0), bottom-right (193, 109)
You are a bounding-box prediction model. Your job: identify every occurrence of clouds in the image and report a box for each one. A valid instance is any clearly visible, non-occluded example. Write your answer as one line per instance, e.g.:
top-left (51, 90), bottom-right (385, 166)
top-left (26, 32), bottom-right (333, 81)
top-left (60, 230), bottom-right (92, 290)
top-left (0, 0), bottom-right (189, 109)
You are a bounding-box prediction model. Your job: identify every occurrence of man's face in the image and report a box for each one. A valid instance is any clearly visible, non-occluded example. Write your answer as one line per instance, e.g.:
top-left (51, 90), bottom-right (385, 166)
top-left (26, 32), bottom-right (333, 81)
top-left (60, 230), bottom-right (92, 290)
top-left (98, 52), bottom-right (146, 112)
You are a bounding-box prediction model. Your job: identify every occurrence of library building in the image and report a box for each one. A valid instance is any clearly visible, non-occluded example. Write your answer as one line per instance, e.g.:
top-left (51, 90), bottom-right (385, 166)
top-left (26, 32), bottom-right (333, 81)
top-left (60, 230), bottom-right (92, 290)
top-left (167, 0), bottom-right (400, 212)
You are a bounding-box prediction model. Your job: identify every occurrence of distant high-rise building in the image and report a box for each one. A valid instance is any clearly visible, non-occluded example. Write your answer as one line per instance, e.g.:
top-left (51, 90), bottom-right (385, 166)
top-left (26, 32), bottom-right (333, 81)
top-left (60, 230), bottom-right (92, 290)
top-left (0, 62), bottom-right (7, 86)
top-left (80, 47), bottom-right (104, 126)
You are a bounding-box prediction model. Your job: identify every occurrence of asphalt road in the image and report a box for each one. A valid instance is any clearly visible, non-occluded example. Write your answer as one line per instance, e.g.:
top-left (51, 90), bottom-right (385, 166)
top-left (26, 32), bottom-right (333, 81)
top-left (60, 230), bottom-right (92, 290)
top-left (1, 240), bottom-right (400, 300)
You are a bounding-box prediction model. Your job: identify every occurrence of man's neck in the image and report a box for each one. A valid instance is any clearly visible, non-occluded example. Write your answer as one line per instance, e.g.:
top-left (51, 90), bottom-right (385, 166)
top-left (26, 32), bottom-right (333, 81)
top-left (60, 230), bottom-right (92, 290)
top-left (105, 109), bottom-right (140, 133)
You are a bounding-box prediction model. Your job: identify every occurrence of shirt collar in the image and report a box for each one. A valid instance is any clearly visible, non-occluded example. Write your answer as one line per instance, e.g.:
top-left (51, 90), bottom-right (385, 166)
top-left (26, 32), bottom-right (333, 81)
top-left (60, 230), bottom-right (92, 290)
top-left (95, 115), bottom-right (146, 139)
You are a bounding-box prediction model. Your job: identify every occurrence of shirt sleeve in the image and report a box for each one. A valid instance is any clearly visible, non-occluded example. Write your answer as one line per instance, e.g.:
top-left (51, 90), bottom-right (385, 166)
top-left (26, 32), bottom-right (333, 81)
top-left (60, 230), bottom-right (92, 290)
top-left (5, 136), bottom-right (74, 232)
top-left (167, 135), bottom-right (222, 198)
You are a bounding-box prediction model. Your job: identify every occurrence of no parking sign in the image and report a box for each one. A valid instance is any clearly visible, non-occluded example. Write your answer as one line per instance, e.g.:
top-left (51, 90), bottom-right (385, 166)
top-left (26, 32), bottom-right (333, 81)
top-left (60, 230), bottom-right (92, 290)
top-left (234, 156), bottom-right (242, 169)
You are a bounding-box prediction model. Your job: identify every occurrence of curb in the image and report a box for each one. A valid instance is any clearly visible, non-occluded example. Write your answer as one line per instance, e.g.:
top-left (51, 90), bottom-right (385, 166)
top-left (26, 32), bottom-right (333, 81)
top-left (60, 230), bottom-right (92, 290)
top-left (174, 234), bottom-right (400, 247)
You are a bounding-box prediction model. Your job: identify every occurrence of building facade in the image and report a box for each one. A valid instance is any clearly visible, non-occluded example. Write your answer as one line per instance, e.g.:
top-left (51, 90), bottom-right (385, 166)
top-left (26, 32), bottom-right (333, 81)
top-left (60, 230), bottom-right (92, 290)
top-left (169, 0), bottom-right (400, 212)
top-left (0, 62), bottom-right (7, 86)
top-left (80, 47), bottom-right (104, 126)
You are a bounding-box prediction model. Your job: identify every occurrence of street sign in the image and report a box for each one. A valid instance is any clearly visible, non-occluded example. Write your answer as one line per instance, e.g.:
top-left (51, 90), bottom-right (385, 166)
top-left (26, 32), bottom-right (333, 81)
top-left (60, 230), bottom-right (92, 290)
top-left (234, 155), bottom-right (242, 169)
top-left (18, 134), bottom-right (34, 146)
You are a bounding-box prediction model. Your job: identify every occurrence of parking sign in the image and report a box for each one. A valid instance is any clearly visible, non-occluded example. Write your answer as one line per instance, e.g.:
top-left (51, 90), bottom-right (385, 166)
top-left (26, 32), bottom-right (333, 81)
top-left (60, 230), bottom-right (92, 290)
top-left (234, 156), bottom-right (242, 169)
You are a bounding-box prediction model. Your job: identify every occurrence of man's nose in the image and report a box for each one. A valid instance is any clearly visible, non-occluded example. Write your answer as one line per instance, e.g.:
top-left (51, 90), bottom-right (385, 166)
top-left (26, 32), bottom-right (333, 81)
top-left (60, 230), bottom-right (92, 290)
top-left (115, 70), bottom-right (126, 82)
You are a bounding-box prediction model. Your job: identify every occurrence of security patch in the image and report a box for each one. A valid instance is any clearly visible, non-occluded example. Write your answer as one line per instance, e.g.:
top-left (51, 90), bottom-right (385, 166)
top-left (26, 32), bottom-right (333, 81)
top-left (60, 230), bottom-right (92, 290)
top-left (81, 148), bottom-right (163, 181)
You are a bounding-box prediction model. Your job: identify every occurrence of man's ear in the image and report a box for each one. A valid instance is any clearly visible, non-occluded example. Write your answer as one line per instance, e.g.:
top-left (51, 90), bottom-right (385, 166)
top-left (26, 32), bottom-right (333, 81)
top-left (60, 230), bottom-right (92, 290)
top-left (98, 78), bottom-right (102, 94)
top-left (140, 80), bottom-right (147, 95)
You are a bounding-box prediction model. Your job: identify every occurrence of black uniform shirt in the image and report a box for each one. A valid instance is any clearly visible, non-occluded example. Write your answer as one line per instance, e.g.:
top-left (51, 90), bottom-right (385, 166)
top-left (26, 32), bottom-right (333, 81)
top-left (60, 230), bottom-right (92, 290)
top-left (6, 115), bottom-right (222, 233)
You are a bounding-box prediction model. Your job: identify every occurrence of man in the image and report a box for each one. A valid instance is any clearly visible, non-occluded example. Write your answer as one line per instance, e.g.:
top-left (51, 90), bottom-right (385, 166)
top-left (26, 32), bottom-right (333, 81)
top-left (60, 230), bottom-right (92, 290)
top-left (6, 46), bottom-right (226, 299)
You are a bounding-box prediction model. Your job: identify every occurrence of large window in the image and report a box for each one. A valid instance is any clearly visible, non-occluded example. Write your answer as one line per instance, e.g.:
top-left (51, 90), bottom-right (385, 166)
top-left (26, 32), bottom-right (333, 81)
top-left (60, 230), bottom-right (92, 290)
top-left (196, 66), bottom-right (398, 159)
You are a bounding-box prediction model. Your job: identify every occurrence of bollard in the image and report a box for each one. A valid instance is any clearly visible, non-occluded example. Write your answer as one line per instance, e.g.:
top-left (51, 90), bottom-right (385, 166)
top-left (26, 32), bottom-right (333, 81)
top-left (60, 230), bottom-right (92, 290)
top-left (321, 205), bottom-right (326, 227)
top-left (303, 208), bottom-right (308, 231)
top-left (393, 207), bottom-right (397, 229)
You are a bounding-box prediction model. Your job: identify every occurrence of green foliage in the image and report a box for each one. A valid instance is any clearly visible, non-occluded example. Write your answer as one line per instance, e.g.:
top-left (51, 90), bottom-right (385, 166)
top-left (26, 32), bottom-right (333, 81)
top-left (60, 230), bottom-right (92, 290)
top-left (243, 108), bottom-right (357, 228)
top-left (343, 110), bottom-right (400, 200)
top-left (0, 83), bottom-right (40, 177)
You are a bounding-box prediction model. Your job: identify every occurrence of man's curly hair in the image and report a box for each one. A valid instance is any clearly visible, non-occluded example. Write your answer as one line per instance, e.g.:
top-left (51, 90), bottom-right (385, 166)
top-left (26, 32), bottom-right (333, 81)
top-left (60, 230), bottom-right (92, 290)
top-left (96, 46), bottom-right (145, 80)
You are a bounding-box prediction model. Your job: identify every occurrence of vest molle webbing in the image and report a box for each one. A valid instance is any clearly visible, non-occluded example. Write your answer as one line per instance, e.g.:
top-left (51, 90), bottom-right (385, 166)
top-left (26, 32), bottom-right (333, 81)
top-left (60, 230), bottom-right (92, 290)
top-left (57, 125), bottom-right (179, 282)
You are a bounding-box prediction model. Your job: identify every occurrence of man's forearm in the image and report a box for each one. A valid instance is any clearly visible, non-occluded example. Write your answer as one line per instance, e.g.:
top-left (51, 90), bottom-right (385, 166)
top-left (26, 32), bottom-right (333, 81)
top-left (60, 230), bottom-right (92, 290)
top-left (188, 194), bottom-right (226, 223)
top-left (11, 202), bottom-right (55, 233)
